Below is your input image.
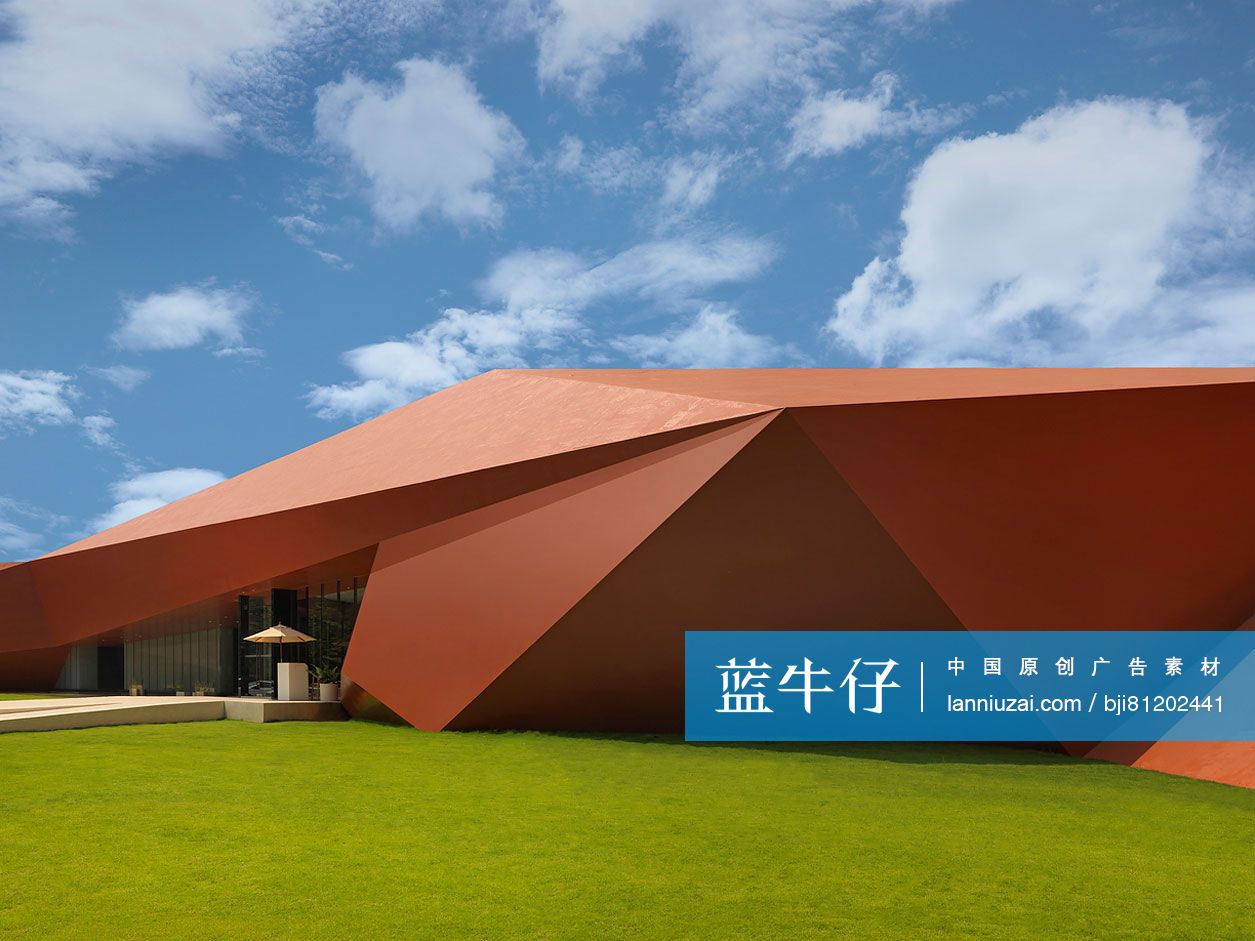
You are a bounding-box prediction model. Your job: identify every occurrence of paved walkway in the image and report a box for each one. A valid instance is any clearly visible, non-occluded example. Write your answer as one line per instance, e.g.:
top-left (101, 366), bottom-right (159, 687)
top-left (0, 695), bottom-right (345, 733)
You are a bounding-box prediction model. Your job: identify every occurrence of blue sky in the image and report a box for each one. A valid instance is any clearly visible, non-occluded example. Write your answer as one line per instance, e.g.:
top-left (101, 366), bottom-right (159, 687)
top-left (2, 0), bottom-right (1254, 556)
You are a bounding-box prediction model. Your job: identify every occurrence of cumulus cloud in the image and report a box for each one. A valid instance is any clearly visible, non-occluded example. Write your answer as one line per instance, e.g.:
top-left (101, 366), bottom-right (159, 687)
top-left (88, 365), bottom-right (150, 392)
top-left (0, 0), bottom-right (340, 234)
top-left (309, 232), bottom-right (777, 419)
top-left (315, 58), bottom-right (525, 231)
top-left (113, 284), bottom-right (257, 353)
top-left (91, 468), bottom-right (227, 532)
top-left (787, 72), bottom-right (961, 160)
top-left (530, 0), bottom-right (953, 127)
top-left (0, 369), bottom-right (131, 449)
top-left (613, 305), bottom-right (798, 367)
top-left (0, 370), bottom-right (78, 429)
top-left (828, 98), bottom-right (1255, 365)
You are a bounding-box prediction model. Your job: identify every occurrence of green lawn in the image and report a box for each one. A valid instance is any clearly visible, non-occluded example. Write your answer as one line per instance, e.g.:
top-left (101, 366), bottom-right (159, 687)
top-left (0, 692), bottom-right (64, 700)
top-left (0, 723), bottom-right (1250, 940)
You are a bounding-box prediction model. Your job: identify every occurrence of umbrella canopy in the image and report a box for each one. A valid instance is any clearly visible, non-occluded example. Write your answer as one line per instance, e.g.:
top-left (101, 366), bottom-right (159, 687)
top-left (243, 624), bottom-right (316, 644)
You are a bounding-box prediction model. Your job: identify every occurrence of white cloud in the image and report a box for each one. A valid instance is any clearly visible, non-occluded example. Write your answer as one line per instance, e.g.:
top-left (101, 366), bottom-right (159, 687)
top-left (275, 214), bottom-right (352, 268)
top-left (480, 233), bottom-right (775, 312)
top-left (552, 138), bottom-right (734, 225)
top-left (0, 516), bottom-right (40, 556)
top-left (554, 134), bottom-right (586, 174)
top-left (314, 249), bottom-right (353, 271)
top-left (552, 136), bottom-right (655, 192)
top-left (315, 58), bottom-right (525, 231)
top-left (113, 284), bottom-right (257, 353)
top-left (829, 98), bottom-right (1255, 365)
top-left (308, 304), bottom-right (581, 419)
top-left (0, 506), bottom-right (39, 557)
top-left (786, 72), bottom-right (960, 160)
top-left (309, 232), bottom-right (777, 419)
top-left (0, 496), bottom-right (67, 557)
top-left (276, 214), bottom-right (326, 245)
top-left (613, 304), bottom-right (797, 367)
top-left (91, 467), bottom-right (226, 532)
top-left (80, 414), bottom-right (118, 449)
top-left (0, 0), bottom-right (343, 234)
top-left (89, 365), bottom-right (150, 392)
top-left (530, 0), bottom-right (953, 127)
top-left (0, 369), bottom-right (131, 448)
top-left (661, 153), bottom-right (725, 212)
top-left (0, 370), bottom-right (78, 429)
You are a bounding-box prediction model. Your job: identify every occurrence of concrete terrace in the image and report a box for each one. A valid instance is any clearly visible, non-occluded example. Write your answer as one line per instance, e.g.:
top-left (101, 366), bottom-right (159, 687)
top-left (0, 696), bottom-right (346, 734)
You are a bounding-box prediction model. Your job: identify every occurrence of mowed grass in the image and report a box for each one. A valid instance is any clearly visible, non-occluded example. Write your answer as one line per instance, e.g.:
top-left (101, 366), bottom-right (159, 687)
top-left (0, 692), bottom-right (64, 700)
top-left (0, 722), bottom-right (1251, 940)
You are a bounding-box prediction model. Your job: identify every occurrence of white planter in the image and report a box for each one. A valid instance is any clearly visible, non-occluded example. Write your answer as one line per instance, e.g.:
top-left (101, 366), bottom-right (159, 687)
top-left (277, 662), bottom-right (310, 701)
top-left (176, 691), bottom-right (187, 697)
top-left (319, 682), bottom-right (340, 702)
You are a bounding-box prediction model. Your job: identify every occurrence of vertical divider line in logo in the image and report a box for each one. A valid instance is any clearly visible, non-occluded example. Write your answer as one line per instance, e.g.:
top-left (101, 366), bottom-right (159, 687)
top-left (920, 661), bottom-right (924, 713)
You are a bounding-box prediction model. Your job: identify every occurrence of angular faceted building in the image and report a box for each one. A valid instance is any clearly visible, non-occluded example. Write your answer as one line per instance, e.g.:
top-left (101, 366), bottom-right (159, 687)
top-left (2, 369), bottom-right (1253, 786)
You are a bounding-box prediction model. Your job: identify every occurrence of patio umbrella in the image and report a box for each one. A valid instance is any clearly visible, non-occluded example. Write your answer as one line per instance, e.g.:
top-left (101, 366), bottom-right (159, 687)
top-left (243, 624), bottom-right (316, 663)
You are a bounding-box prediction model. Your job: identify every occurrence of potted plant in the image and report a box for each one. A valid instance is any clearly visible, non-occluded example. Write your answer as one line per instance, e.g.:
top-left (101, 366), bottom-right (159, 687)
top-left (310, 663), bottom-right (340, 702)
top-left (174, 683), bottom-right (186, 697)
top-left (193, 683), bottom-right (213, 697)
top-left (129, 681), bottom-right (144, 697)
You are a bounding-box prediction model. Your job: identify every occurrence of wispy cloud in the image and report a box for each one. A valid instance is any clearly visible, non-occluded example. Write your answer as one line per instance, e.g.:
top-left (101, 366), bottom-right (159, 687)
top-left (613, 304), bottom-right (801, 367)
top-left (786, 72), bottom-right (963, 161)
top-left (90, 468), bottom-right (227, 532)
top-left (528, 0), bottom-right (955, 128)
top-left (308, 231), bottom-right (778, 419)
top-left (0, 369), bottom-right (78, 430)
top-left (275, 214), bottom-right (353, 269)
top-left (0, 495), bottom-right (70, 558)
top-left (80, 414), bottom-right (119, 450)
top-left (88, 365), bottom-right (150, 392)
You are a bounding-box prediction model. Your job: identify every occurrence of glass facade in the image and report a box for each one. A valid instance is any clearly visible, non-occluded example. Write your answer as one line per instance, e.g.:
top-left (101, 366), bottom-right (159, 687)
top-left (234, 576), bottom-right (367, 697)
top-left (55, 567), bottom-right (369, 697)
top-left (125, 627), bottom-right (234, 694)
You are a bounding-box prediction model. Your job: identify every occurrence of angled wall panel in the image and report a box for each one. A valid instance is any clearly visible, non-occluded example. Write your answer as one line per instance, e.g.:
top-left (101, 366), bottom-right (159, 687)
top-left (791, 383), bottom-right (1255, 628)
top-left (343, 413), bottom-right (777, 729)
top-left (451, 412), bottom-right (960, 731)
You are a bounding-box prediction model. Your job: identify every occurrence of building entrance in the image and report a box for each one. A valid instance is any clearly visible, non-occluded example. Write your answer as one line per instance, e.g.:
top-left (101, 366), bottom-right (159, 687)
top-left (96, 646), bottom-right (124, 691)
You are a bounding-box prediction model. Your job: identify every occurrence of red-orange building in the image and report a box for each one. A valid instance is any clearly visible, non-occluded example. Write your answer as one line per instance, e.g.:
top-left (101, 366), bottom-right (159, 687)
top-left (2, 369), bottom-right (1252, 786)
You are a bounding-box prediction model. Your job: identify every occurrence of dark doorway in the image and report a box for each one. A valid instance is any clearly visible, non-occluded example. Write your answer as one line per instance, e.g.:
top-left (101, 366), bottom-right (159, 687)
top-left (97, 645), bottom-right (124, 691)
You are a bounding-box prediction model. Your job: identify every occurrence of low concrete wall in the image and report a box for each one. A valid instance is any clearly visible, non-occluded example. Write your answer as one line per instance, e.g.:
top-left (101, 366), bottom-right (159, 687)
top-left (225, 699), bottom-right (346, 723)
top-left (0, 699), bottom-right (224, 733)
top-left (0, 695), bottom-right (346, 733)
